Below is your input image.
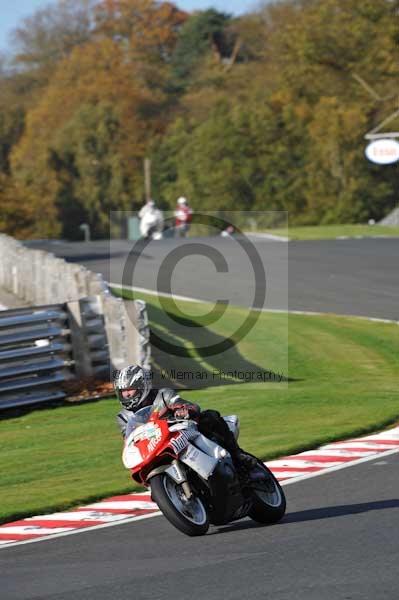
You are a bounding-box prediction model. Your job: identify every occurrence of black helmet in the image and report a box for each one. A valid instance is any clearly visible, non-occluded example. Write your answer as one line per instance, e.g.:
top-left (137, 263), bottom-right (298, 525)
top-left (113, 365), bottom-right (152, 411)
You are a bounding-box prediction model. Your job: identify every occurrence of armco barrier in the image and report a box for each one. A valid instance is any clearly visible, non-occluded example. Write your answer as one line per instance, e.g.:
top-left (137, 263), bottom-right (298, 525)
top-left (0, 298), bottom-right (114, 410)
top-left (0, 235), bottom-right (151, 398)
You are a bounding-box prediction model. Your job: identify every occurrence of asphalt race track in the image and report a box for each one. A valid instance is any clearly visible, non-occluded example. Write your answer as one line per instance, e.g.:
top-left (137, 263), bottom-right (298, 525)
top-left (2, 454), bottom-right (398, 600)
top-left (4, 236), bottom-right (396, 599)
top-left (27, 237), bottom-right (399, 320)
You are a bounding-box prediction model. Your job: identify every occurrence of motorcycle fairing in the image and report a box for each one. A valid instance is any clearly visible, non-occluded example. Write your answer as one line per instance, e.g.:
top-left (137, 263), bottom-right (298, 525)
top-left (179, 443), bottom-right (219, 480)
top-left (123, 418), bottom-right (171, 470)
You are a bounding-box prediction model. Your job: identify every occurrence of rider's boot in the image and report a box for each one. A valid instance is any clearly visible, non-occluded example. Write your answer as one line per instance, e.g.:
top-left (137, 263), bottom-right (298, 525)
top-left (225, 431), bottom-right (257, 474)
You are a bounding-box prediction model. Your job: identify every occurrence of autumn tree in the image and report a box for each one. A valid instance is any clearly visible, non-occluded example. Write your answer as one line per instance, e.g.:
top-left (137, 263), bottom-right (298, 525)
top-left (154, 0), bottom-right (398, 224)
top-left (12, 0), bottom-right (95, 78)
top-left (95, 0), bottom-right (187, 91)
top-left (264, 0), bottom-right (399, 221)
top-left (305, 97), bottom-right (397, 223)
top-left (3, 0), bottom-right (399, 238)
top-left (11, 38), bottom-right (152, 237)
top-left (0, 173), bottom-right (40, 238)
top-left (0, 76), bottom-right (25, 175)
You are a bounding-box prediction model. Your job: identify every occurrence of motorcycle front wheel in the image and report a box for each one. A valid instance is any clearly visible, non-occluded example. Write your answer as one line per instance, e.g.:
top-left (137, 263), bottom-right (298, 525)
top-left (150, 473), bottom-right (210, 536)
top-left (248, 461), bottom-right (286, 524)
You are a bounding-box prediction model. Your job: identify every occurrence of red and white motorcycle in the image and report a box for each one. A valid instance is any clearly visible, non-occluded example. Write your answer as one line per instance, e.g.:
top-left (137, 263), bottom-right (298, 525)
top-left (123, 396), bottom-right (286, 536)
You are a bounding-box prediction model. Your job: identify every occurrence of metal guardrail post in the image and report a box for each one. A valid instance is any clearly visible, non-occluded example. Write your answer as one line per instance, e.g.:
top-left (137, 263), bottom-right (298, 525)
top-left (134, 300), bottom-right (151, 369)
top-left (66, 300), bottom-right (95, 379)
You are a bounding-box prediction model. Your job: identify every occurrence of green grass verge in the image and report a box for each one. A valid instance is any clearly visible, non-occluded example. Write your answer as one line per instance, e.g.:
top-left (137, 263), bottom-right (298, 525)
top-left (257, 224), bottom-right (399, 240)
top-left (0, 291), bottom-right (398, 524)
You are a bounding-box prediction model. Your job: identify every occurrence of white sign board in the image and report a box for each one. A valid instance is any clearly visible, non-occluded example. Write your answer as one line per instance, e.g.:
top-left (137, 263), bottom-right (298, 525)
top-left (365, 139), bottom-right (399, 165)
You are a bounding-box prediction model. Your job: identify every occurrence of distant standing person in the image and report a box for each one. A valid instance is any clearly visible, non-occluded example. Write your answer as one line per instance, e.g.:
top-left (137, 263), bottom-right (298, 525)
top-left (138, 199), bottom-right (164, 240)
top-left (174, 197), bottom-right (193, 238)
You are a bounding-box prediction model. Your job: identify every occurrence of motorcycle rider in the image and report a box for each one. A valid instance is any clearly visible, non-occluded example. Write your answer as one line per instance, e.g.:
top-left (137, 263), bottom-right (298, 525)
top-left (174, 196), bottom-right (193, 238)
top-left (138, 199), bottom-right (164, 240)
top-left (114, 365), bottom-right (256, 472)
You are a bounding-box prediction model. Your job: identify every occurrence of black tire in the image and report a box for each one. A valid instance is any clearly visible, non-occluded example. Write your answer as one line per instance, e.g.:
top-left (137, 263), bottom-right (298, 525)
top-left (150, 473), bottom-right (210, 537)
top-left (248, 461), bottom-right (286, 524)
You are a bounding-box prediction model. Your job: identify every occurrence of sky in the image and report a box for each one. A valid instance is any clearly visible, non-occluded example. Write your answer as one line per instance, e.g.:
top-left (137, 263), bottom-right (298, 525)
top-left (0, 0), bottom-right (259, 54)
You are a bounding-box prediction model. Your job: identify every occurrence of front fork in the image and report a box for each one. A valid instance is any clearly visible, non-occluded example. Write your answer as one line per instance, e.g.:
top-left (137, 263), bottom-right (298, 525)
top-left (166, 460), bottom-right (193, 500)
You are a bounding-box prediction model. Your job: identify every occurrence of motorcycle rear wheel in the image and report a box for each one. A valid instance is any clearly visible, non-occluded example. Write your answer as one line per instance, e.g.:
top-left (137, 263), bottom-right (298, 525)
top-left (248, 461), bottom-right (286, 524)
top-left (150, 473), bottom-right (210, 536)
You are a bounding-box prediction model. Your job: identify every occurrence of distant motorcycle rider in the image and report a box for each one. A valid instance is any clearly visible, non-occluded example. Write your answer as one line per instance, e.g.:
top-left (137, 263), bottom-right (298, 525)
top-left (174, 197), bottom-right (192, 238)
top-left (138, 199), bottom-right (164, 240)
top-left (114, 365), bottom-right (256, 472)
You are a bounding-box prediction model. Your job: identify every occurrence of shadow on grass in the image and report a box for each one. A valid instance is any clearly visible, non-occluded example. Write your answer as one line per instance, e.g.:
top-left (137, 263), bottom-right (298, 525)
top-left (144, 300), bottom-right (291, 390)
top-left (0, 288), bottom-right (289, 420)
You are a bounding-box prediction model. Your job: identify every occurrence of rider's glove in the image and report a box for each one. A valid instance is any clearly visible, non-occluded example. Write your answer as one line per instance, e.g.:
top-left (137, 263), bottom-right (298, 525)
top-left (174, 406), bottom-right (190, 420)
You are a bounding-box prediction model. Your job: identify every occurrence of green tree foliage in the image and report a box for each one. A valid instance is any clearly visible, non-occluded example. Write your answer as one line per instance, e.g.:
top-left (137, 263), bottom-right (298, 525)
top-left (51, 102), bottom-right (141, 239)
top-left (95, 0), bottom-right (187, 91)
top-left (155, 0), bottom-right (398, 223)
top-left (11, 38), bottom-right (150, 238)
top-left (170, 9), bottom-right (231, 91)
top-left (1, 0), bottom-right (398, 239)
top-left (153, 94), bottom-right (308, 217)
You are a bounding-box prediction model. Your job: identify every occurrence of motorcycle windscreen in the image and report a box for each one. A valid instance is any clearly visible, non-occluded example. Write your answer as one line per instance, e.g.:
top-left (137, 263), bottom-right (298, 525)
top-left (124, 406), bottom-right (153, 439)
